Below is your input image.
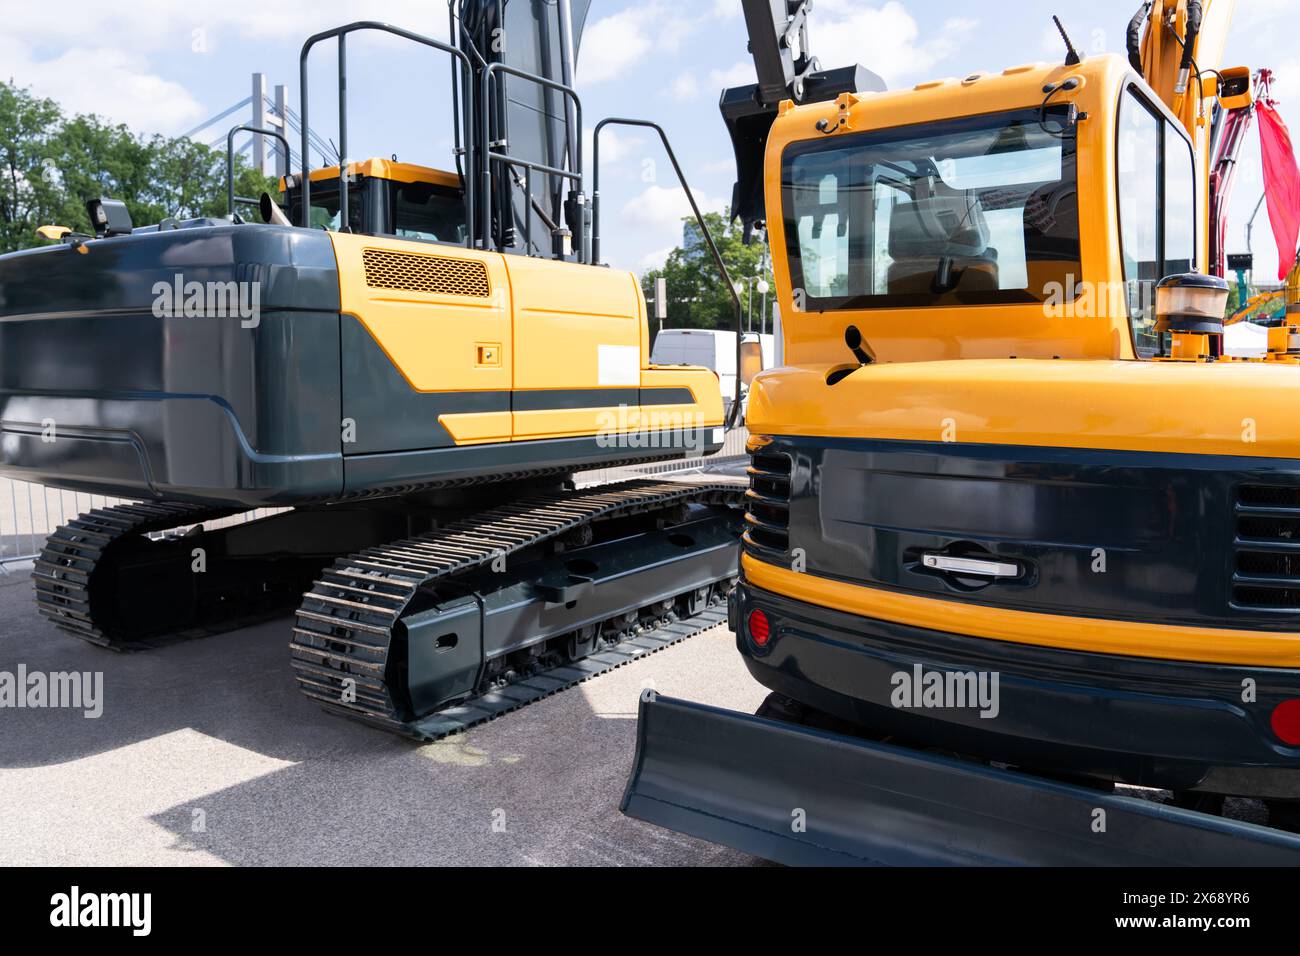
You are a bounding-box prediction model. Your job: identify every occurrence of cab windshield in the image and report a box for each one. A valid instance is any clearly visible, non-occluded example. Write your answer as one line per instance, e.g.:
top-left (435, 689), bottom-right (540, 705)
top-left (285, 177), bottom-right (467, 244)
top-left (781, 107), bottom-right (1080, 310)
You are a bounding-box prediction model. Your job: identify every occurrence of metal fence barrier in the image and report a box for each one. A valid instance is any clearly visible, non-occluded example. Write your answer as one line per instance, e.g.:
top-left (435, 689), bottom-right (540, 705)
top-left (0, 427), bottom-right (750, 569)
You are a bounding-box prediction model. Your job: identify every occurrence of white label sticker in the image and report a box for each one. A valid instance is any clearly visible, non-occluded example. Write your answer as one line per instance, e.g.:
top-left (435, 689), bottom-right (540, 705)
top-left (597, 344), bottom-right (639, 386)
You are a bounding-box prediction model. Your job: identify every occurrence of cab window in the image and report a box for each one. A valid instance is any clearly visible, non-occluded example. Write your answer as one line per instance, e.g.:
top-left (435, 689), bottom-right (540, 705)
top-left (392, 182), bottom-right (468, 244)
top-left (1117, 87), bottom-right (1197, 357)
top-left (287, 182), bottom-right (363, 233)
top-left (781, 106), bottom-right (1081, 310)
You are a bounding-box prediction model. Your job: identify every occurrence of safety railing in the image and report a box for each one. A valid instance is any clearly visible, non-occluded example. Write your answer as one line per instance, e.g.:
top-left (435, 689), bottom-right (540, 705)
top-left (592, 118), bottom-right (745, 426)
top-left (298, 21), bottom-right (477, 246)
top-left (479, 61), bottom-right (585, 259)
top-left (225, 124), bottom-right (291, 217)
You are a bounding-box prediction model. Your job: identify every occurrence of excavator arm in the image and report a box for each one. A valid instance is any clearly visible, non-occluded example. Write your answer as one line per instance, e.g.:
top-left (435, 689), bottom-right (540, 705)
top-left (1132, 0), bottom-right (1237, 131)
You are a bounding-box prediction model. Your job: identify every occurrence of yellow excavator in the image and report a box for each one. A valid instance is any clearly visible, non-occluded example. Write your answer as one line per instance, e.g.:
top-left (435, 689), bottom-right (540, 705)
top-left (0, 5), bottom-right (747, 739)
top-left (622, 0), bottom-right (1300, 864)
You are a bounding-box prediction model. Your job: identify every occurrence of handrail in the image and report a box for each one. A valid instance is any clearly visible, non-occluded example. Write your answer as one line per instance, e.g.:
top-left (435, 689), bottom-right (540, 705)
top-left (298, 21), bottom-right (476, 245)
top-left (480, 61), bottom-right (584, 259)
top-left (592, 117), bottom-right (745, 427)
top-left (225, 125), bottom-right (291, 217)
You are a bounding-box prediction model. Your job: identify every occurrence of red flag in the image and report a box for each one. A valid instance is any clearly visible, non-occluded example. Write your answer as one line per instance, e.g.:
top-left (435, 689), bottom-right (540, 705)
top-left (1259, 98), bottom-right (1300, 280)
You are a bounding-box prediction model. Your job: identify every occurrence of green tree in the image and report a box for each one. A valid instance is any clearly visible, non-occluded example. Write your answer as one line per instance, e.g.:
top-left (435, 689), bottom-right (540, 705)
top-left (0, 82), bottom-right (62, 252)
top-left (0, 80), bottom-right (278, 253)
top-left (641, 209), bottom-right (775, 339)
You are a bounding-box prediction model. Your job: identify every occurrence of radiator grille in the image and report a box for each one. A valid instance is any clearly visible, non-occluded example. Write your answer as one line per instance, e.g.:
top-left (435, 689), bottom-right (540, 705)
top-left (362, 248), bottom-right (490, 297)
top-left (743, 451), bottom-right (792, 559)
top-left (1233, 483), bottom-right (1300, 611)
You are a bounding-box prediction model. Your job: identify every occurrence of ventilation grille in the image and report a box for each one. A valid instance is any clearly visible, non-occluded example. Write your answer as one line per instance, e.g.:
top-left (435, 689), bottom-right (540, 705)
top-left (1232, 483), bottom-right (1300, 611)
top-left (362, 248), bottom-right (490, 297)
top-left (743, 450), bottom-right (792, 559)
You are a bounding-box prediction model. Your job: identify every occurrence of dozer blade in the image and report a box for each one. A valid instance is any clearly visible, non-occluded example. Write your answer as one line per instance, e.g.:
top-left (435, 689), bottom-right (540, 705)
top-left (620, 694), bottom-right (1300, 866)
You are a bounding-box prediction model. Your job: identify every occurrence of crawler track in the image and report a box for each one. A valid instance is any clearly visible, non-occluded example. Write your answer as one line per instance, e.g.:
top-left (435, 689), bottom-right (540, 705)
top-left (290, 479), bottom-right (741, 739)
top-left (32, 502), bottom-right (239, 649)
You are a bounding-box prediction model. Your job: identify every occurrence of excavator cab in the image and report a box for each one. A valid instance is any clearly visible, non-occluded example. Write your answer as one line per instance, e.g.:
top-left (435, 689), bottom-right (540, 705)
top-left (281, 161), bottom-right (467, 244)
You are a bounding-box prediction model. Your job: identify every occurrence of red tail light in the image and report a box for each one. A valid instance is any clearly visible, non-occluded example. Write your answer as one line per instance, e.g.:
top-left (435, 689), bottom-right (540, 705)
top-left (748, 608), bottom-right (770, 646)
top-left (1271, 699), bottom-right (1300, 745)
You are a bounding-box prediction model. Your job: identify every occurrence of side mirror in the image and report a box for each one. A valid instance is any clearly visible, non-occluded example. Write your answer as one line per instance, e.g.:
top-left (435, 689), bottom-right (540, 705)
top-left (739, 338), bottom-right (765, 387)
top-left (1216, 67), bottom-right (1253, 111)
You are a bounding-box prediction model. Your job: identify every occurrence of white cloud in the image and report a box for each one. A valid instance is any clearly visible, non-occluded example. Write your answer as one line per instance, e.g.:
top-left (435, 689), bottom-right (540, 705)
top-left (2, 2), bottom-right (445, 47)
top-left (577, 3), bottom-right (695, 86)
top-left (670, 72), bottom-right (701, 101)
top-left (582, 127), bottom-right (643, 168)
top-left (0, 1), bottom-right (449, 134)
top-left (1270, 60), bottom-right (1300, 109)
top-left (708, 61), bottom-right (757, 89)
top-left (0, 38), bottom-right (206, 134)
top-left (623, 184), bottom-right (722, 230)
top-left (639, 246), bottom-right (676, 271)
top-left (809, 1), bottom-right (976, 86)
top-left (579, 8), bottom-right (658, 84)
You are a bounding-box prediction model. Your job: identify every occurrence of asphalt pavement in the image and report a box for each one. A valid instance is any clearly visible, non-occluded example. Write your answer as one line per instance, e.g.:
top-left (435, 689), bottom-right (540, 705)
top-left (0, 568), bottom-right (769, 866)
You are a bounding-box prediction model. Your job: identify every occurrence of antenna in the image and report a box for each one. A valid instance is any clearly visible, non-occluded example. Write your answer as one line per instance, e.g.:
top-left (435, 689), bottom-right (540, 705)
top-left (1053, 15), bottom-right (1082, 67)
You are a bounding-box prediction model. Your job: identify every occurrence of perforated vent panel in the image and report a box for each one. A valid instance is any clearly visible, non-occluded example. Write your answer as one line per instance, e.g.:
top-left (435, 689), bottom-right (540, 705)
top-left (1232, 483), bottom-right (1300, 611)
top-left (362, 248), bottom-right (490, 297)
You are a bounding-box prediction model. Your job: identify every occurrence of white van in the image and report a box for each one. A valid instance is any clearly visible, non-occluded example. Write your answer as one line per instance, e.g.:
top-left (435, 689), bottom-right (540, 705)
top-left (650, 329), bottom-right (775, 416)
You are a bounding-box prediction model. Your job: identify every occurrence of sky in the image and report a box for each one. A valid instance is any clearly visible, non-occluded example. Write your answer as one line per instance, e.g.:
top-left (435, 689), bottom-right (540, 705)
top-left (3, 0), bottom-right (1297, 279)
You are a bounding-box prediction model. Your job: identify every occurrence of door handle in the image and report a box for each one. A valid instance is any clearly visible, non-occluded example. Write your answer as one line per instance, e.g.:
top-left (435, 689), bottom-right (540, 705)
top-left (921, 553), bottom-right (1020, 579)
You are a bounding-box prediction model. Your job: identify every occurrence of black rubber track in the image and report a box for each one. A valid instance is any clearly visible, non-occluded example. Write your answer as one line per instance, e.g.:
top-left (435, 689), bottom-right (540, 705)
top-left (32, 501), bottom-right (239, 649)
top-left (290, 479), bottom-right (741, 739)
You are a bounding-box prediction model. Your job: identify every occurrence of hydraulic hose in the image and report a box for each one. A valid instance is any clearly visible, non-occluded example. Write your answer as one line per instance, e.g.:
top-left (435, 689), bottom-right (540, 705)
top-left (1126, 2), bottom-right (1152, 74)
top-left (1176, 0), bottom-right (1203, 94)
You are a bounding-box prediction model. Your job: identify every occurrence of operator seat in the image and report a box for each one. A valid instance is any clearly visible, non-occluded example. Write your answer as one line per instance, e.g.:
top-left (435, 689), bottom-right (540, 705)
top-left (886, 184), bottom-right (998, 296)
top-left (1023, 179), bottom-right (1080, 292)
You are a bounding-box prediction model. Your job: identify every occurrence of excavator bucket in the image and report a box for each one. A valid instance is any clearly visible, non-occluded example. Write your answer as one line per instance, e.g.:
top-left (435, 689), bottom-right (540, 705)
top-left (620, 694), bottom-right (1300, 866)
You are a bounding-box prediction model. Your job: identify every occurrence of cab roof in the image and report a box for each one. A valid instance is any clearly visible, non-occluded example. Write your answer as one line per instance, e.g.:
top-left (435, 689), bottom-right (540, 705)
top-left (280, 158), bottom-right (461, 192)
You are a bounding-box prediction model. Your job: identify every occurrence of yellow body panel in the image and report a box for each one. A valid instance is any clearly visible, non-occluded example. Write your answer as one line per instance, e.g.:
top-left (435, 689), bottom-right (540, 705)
top-left (746, 358), bottom-right (1300, 458)
top-left (331, 232), bottom-right (722, 446)
top-left (744, 556), bottom-right (1300, 667)
top-left (642, 366), bottom-right (724, 429)
top-left (331, 232), bottom-right (513, 416)
top-left (438, 411), bottom-right (515, 445)
top-left (506, 255), bottom-right (645, 440)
